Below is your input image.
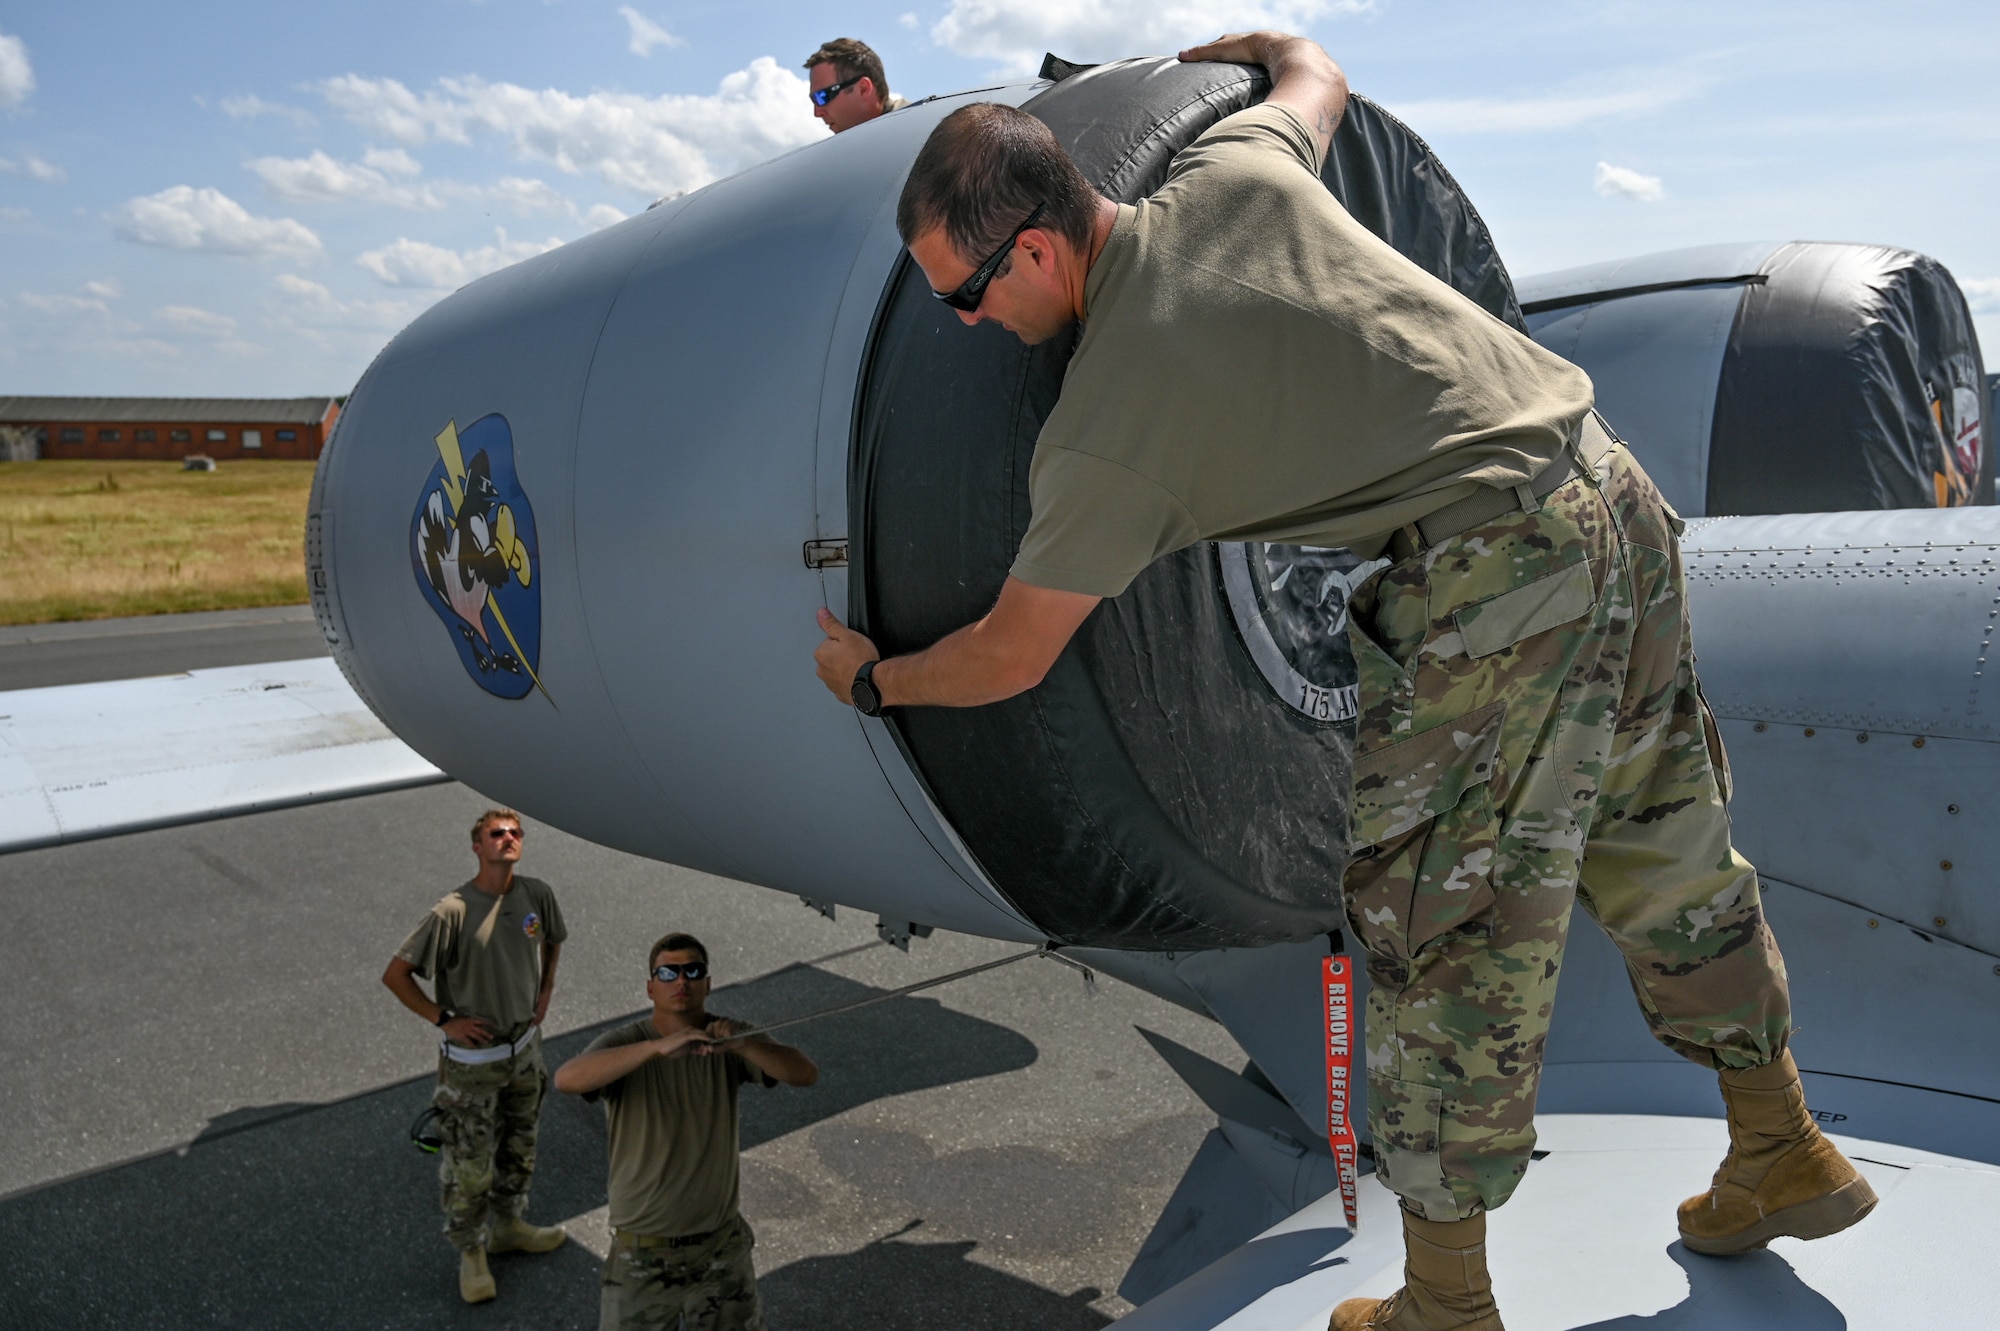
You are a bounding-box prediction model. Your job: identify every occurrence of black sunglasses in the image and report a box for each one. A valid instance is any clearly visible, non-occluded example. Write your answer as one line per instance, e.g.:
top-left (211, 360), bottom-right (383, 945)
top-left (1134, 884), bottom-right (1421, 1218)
top-left (652, 961), bottom-right (708, 983)
top-left (810, 75), bottom-right (863, 107)
top-left (932, 204), bottom-right (1047, 312)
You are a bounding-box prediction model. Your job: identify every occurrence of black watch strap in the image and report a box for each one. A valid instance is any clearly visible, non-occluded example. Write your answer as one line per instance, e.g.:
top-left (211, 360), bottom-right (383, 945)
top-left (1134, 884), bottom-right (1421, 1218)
top-left (434, 1008), bottom-right (454, 1028)
top-left (851, 659), bottom-right (886, 717)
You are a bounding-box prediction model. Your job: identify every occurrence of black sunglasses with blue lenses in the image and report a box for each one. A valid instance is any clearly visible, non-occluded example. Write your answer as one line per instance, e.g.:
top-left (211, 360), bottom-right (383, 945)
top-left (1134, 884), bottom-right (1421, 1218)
top-left (810, 75), bottom-right (863, 107)
top-left (652, 961), bottom-right (708, 983)
top-left (932, 204), bottom-right (1047, 312)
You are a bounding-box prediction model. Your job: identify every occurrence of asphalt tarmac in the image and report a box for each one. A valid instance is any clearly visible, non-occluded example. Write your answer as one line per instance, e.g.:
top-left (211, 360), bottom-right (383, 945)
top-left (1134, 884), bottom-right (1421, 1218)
top-left (0, 609), bottom-right (1245, 1329)
top-left (0, 604), bottom-right (328, 691)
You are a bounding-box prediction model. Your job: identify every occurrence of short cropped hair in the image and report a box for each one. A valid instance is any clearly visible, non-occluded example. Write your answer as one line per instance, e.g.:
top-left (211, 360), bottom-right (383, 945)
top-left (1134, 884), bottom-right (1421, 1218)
top-left (897, 103), bottom-right (1098, 262)
top-left (470, 808), bottom-right (522, 840)
top-left (803, 37), bottom-right (890, 100)
top-left (649, 932), bottom-right (709, 971)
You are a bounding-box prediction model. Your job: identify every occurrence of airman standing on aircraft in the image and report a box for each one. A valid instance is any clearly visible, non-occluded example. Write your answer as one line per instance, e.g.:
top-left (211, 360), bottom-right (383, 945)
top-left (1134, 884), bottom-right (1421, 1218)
top-left (382, 808), bottom-right (570, 1304)
top-left (812, 30), bottom-right (1876, 1331)
top-left (555, 932), bottom-right (818, 1330)
top-left (804, 38), bottom-right (907, 134)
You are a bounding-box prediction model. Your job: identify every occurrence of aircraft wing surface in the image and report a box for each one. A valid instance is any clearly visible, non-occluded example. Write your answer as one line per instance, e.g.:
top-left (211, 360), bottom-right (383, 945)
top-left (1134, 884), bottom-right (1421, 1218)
top-left (0, 657), bottom-right (443, 852)
top-left (1123, 1114), bottom-right (1998, 1330)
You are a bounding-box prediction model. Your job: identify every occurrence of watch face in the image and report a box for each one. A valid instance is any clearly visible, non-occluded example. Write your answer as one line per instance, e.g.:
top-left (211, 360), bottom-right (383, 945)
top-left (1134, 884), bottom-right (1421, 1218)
top-left (852, 677), bottom-right (881, 715)
top-left (1219, 542), bottom-right (1380, 725)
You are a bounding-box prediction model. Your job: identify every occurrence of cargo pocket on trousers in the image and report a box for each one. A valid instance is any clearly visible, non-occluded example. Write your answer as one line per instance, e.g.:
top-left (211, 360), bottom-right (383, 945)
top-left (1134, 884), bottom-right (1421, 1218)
top-left (1370, 1074), bottom-right (1457, 1220)
top-left (1346, 701), bottom-right (1507, 966)
top-left (1453, 557), bottom-right (1596, 660)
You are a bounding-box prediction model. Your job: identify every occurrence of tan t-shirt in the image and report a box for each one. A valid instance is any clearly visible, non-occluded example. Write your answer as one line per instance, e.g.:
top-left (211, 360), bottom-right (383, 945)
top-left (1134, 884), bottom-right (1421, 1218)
top-left (583, 1018), bottom-right (773, 1238)
top-left (1010, 103), bottom-right (1595, 597)
top-left (395, 875), bottom-right (566, 1043)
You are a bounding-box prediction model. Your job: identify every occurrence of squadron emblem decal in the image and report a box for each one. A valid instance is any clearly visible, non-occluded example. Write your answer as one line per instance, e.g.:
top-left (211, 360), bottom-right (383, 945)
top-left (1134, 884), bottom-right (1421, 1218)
top-left (410, 414), bottom-right (551, 703)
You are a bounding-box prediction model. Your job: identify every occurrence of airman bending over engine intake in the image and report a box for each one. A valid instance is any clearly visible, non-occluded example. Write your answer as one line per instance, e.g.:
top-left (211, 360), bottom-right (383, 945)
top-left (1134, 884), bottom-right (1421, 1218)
top-left (811, 30), bottom-right (1876, 1331)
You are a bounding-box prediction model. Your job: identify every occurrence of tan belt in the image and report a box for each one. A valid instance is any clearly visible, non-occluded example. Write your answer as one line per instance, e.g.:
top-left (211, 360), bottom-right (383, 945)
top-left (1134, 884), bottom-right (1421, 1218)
top-left (440, 1026), bottom-right (538, 1065)
top-left (1388, 412), bottom-right (1616, 562)
top-left (613, 1226), bottom-right (720, 1249)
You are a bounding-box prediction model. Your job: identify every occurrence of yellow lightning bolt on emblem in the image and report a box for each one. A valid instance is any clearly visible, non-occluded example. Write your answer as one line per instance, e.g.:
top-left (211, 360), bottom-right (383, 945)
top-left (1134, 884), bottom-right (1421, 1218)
top-left (433, 418), bottom-right (556, 707)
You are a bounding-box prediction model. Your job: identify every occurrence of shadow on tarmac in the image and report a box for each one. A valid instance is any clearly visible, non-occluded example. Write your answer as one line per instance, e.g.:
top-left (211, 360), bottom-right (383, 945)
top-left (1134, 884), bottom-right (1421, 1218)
top-left (760, 1222), bottom-right (1112, 1331)
top-left (0, 963), bottom-right (1048, 1329)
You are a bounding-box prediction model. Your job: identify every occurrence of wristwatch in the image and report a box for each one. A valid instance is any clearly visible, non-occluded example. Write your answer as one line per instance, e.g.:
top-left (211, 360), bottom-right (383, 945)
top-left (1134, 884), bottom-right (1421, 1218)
top-left (851, 659), bottom-right (886, 717)
top-left (434, 1008), bottom-right (455, 1028)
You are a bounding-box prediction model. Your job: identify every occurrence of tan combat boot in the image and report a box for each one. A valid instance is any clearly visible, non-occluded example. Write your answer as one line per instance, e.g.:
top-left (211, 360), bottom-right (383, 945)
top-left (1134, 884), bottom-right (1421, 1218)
top-left (1678, 1049), bottom-right (1879, 1255)
top-left (1329, 1210), bottom-right (1504, 1331)
top-left (488, 1215), bottom-right (569, 1253)
top-left (458, 1246), bottom-right (497, 1304)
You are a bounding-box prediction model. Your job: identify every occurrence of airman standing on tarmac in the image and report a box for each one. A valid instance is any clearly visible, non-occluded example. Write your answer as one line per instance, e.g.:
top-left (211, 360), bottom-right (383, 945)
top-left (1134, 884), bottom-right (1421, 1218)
top-left (383, 808), bottom-right (570, 1304)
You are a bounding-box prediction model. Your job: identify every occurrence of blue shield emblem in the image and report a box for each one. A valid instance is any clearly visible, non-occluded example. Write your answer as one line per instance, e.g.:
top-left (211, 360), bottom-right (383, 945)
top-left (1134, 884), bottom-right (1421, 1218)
top-left (410, 414), bottom-right (548, 702)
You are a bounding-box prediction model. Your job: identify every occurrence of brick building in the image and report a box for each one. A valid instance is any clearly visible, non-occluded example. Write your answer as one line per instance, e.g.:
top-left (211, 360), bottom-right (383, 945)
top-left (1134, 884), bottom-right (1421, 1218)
top-left (0, 396), bottom-right (341, 462)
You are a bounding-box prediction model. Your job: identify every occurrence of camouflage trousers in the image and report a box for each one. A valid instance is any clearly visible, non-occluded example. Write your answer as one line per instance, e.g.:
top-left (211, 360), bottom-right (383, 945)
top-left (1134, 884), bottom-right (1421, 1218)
top-left (1342, 437), bottom-right (1792, 1223)
top-left (434, 1033), bottom-right (546, 1251)
top-left (599, 1214), bottom-right (764, 1331)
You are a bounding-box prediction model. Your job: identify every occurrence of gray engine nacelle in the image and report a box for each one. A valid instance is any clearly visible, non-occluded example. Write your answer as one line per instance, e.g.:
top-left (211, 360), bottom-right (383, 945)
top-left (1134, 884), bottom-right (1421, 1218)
top-left (308, 88), bottom-right (1038, 942)
top-left (307, 58), bottom-right (1526, 952)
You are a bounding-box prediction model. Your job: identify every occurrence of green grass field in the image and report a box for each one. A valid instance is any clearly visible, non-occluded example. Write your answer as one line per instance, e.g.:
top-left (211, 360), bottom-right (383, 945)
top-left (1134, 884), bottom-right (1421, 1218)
top-left (0, 460), bottom-right (316, 626)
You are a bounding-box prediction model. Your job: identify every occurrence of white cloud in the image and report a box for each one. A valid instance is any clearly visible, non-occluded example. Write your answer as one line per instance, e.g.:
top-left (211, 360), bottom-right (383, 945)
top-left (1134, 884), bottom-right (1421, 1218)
top-left (1962, 279), bottom-right (2000, 315)
top-left (271, 272), bottom-right (425, 331)
top-left (111, 186), bottom-right (323, 259)
top-left (83, 279), bottom-right (121, 299)
top-left (1594, 160), bottom-right (1665, 202)
top-left (483, 175), bottom-right (627, 228)
top-left (247, 149), bottom-right (446, 209)
top-left (0, 152), bottom-right (60, 181)
top-left (1389, 81), bottom-right (1693, 135)
top-left (485, 175), bottom-right (575, 215)
top-left (900, 12), bottom-right (921, 31)
top-left (0, 30), bottom-right (33, 109)
top-left (316, 57), bottom-right (821, 198)
top-left (19, 286), bottom-right (226, 359)
top-left (931, 0), bottom-right (1371, 76)
top-left (15, 288), bottom-right (181, 360)
top-left (362, 147), bottom-right (421, 177)
top-left (218, 94), bottom-right (318, 128)
top-left (20, 292), bottom-right (113, 317)
top-left (156, 305), bottom-right (238, 338)
top-left (356, 228), bottom-right (564, 289)
top-left (619, 6), bottom-right (684, 57)
top-left (0, 152), bottom-right (62, 181)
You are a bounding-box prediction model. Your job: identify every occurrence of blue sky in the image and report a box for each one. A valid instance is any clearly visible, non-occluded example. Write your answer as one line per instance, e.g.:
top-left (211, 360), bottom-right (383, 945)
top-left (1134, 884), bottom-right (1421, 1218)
top-left (2, 1), bottom-right (1996, 396)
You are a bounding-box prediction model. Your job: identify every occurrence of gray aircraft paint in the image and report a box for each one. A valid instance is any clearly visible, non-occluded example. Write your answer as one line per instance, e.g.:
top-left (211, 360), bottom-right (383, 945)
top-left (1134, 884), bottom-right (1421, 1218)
top-left (310, 88), bottom-right (1041, 944)
top-left (1097, 509), bottom-right (2000, 1173)
top-left (310, 76), bottom-right (2000, 1154)
top-left (1539, 507), bottom-right (2000, 1159)
top-left (305, 67), bottom-right (2000, 1322)
top-left (1518, 242), bottom-right (1783, 515)
top-left (1517, 242), bottom-right (1991, 517)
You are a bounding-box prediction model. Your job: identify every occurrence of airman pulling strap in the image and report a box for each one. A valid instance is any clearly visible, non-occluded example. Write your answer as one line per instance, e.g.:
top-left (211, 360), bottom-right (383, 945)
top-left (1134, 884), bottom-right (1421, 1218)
top-left (1323, 951), bottom-right (1361, 1231)
top-left (440, 1026), bottom-right (538, 1065)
